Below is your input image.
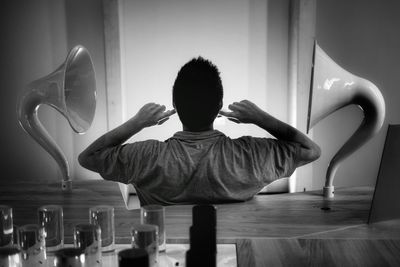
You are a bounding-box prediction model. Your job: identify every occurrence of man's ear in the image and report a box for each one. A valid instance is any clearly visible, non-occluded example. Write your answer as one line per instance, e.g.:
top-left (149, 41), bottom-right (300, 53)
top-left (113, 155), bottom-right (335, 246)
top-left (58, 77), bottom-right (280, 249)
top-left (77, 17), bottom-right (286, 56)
top-left (218, 100), bottom-right (223, 110)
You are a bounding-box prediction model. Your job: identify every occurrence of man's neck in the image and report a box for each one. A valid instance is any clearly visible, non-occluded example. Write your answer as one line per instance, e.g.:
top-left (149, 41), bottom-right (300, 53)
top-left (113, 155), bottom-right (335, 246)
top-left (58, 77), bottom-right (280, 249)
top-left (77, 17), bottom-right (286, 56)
top-left (182, 124), bottom-right (214, 132)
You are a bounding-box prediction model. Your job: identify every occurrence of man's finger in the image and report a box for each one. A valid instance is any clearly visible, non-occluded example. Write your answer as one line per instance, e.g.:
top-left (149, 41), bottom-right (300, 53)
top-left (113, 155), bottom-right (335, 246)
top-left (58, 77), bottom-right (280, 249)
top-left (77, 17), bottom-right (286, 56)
top-left (166, 109), bottom-right (176, 116)
top-left (227, 117), bottom-right (241, 124)
top-left (157, 117), bottom-right (169, 125)
top-left (219, 110), bottom-right (234, 117)
top-left (157, 109), bottom-right (176, 123)
top-left (160, 109), bottom-right (176, 118)
top-left (143, 103), bottom-right (155, 109)
top-left (228, 103), bottom-right (242, 112)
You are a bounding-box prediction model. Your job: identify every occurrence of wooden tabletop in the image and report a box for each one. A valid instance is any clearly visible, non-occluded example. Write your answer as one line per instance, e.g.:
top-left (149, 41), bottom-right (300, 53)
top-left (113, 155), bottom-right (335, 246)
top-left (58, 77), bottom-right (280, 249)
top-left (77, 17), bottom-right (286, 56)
top-left (1, 179), bottom-right (400, 266)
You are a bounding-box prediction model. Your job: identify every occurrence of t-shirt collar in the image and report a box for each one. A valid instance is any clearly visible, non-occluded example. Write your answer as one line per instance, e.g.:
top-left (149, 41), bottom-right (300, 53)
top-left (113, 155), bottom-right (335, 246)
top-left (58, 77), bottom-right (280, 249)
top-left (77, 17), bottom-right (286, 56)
top-left (171, 130), bottom-right (225, 141)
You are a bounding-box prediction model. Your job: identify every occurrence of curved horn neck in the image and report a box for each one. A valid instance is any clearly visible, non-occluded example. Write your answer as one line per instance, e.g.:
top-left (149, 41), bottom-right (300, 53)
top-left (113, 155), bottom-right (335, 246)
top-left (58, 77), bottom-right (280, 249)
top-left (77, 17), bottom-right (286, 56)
top-left (17, 83), bottom-right (71, 190)
top-left (324, 78), bottom-right (385, 187)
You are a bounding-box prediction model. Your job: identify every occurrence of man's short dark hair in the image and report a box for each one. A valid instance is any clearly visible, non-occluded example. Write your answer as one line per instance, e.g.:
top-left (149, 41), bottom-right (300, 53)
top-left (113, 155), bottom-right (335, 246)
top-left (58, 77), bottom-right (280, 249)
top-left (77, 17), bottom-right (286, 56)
top-left (173, 57), bottom-right (223, 131)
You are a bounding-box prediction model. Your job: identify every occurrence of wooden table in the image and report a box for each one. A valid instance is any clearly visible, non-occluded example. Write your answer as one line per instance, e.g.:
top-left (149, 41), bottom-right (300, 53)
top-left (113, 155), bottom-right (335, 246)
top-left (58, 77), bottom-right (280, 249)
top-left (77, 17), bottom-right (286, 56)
top-left (1, 179), bottom-right (400, 266)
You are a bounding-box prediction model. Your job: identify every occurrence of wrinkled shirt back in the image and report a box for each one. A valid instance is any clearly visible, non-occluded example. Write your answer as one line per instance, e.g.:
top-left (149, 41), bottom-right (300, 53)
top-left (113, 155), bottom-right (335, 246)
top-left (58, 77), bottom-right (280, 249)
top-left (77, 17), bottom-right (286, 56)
top-left (98, 130), bottom-right (299, 205)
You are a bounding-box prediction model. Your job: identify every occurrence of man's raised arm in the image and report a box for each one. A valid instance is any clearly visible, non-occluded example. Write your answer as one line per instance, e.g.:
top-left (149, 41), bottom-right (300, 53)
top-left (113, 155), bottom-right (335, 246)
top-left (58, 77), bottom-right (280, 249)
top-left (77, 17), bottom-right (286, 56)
top-left (78, 103), bottom-right (175, 172)
top-left (219, 100), bottom-right (320, 167)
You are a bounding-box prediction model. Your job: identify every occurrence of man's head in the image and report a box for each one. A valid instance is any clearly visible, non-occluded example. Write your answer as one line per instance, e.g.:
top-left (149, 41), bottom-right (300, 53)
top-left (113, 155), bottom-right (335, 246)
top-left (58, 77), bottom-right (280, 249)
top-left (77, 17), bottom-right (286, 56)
top-left (173, 57), bottom-right (223, 131)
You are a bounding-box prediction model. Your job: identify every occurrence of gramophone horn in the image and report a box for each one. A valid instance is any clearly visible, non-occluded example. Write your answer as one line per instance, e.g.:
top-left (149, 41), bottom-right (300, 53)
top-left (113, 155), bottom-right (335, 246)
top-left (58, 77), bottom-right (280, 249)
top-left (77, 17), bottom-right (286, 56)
top-left (17, 45), bottom-right (96, 191)
top-left (307, 42), bottom-right (385, 198)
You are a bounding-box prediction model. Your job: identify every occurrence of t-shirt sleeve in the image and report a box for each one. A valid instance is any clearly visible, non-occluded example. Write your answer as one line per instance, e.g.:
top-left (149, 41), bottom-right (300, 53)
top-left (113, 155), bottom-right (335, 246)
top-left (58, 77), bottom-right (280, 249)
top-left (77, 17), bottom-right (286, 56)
top-left (238, 136), bottom-right (300, 184)
top-left (95, 140), bottom-right (161, 184)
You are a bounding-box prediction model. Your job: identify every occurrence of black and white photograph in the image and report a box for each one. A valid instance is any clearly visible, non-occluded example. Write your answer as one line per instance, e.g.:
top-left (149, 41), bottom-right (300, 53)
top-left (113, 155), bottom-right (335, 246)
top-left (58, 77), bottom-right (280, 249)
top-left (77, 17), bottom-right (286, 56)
top-left (1, 0), bottom-right (400, 266)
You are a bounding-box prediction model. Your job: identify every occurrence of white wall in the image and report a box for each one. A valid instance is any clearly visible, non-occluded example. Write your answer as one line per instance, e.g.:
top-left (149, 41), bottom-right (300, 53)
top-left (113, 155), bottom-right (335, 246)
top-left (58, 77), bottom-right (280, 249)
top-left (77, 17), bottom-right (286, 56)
top-left (119, 0), bottom-right (290, 142)
top-left (313, 0), bottom-right (400, 189)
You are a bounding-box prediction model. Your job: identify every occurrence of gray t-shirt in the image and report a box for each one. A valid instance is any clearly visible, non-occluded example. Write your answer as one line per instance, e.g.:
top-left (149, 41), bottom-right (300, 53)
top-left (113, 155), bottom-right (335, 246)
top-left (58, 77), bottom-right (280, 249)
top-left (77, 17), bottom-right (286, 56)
top-left (97, 130), bottom-right (299, 205)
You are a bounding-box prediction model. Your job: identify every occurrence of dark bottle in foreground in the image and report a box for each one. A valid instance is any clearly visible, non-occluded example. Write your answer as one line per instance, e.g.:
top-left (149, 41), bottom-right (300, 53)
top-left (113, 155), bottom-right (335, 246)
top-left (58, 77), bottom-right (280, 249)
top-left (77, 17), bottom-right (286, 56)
top-left (186, 205), bottom-right (217, 267)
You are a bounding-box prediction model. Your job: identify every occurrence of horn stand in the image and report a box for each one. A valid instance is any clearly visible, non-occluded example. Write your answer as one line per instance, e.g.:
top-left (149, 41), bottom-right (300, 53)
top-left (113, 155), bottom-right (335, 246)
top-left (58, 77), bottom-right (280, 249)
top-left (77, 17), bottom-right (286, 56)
top-left (307, 42), bottom-right (385, 198)
top-left (17, 46), bottom-right (96, 191)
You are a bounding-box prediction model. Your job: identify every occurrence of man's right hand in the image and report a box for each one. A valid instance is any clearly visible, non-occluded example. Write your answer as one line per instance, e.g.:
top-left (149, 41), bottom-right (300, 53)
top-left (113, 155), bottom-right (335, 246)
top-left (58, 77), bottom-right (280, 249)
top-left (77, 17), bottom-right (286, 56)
top-left (79, 103), bottom-right (175, 172)
top-left (219, 100), bottom-right (266, 124)
top-left (133, 103), bottom-right (176, 128)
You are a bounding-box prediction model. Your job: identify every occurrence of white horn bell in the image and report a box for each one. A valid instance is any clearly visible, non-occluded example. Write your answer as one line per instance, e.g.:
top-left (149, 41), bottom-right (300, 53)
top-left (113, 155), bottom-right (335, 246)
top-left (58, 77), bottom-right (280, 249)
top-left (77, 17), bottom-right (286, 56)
top-left (307, 42), bottom-right (385, 198)
top-left (17, 45), bottom-right (96, 191)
